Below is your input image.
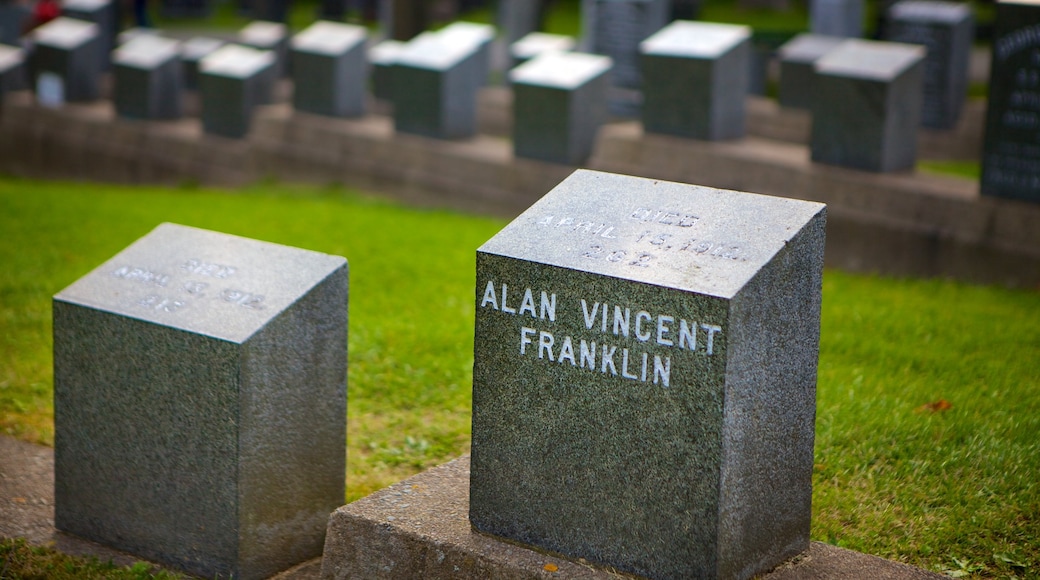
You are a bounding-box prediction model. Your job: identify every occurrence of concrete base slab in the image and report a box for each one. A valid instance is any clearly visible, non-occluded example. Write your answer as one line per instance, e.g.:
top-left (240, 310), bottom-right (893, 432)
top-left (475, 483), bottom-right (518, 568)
top-left (320, 456), bottom-right (943, 580)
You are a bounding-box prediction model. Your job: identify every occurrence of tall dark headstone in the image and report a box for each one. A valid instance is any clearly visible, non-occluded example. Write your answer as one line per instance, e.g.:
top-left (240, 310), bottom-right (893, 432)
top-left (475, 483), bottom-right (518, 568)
top-left (510, 51), bottom-right (612, 164)
top-left (30, 17), bottom-right (103, 103)
top-left (885, 0), bottom-right (974, 129)
top-left (982, 0), bottom-right (1040, 201)
top-left (112, 34), bottom-right (183, 119)
top-left (54, 223), bottom-right (347, 580)
top-left (777, 33), bottom-right (845, 109)
top-left (471, 169), bottom-right (826, 580)
top-left (582, 0), bottom-right (670, 88)
top-left (640, 20), bottom-right (752, 140)
top-left (198, 44), bottom-right (276, 138)
top-left (290, 21), bottom-right (366, 117)
top-left (811, 39), bottom-right (925, 171)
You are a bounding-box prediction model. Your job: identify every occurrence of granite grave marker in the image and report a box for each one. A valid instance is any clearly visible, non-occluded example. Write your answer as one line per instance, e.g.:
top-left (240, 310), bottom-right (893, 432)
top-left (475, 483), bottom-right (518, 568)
top-left (239, 20), bottom-right (288, 83)
top-left (198, 43), bottom-right (276, 138)
top-left (438, 21), bottom-right (495, 88)
top-left (582, 0), bottom-right (670, 88)
top-left (290, 20), bottom-right (366, 117)
top-left (54, 223), bottom-right (348, 580)
top-left (30, 17), bottom-right (103, 102)
top-left (0, 43), bottom-right (27, 94)
top-left (980, 0), bottom-right (1040, 201)
top-left (811, 39), bottom-right (925, 171)
top-left (61, 0), bottom-right (117, 70)
top-left (885, 0), bottom-right (974, 129)
top-left (510, 32), bottom-right (576, 67)
top-left (392, 30), bottom-right (482, 139)
top-left (811, 0), bottom-right (864, 37)
top-left (640, 20), bottom-right (753, 140)
top-left (180, 36), bottom-right (224, 90)
top-left (471, 169), bottom-right (826, 580)
top-left (112, 34), bottom-right (183, 119)
top-left (510, 51), bottom-right (612, 164)
top-left (777, 33), bottom-right (845, 109)
top-left (368, 38), bottom-right (405, 102)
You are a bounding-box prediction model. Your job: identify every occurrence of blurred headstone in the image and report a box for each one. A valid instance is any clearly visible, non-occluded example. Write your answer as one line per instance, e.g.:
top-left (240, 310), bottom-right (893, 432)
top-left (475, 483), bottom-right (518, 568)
top-left (810, 0), bottom-right (863, 37)
top-left (30, 17), bottom-right (102, 102)
top-left (198, 44), bottom-right (275, 138)
top-left (291, 20), bottom-right (366, 117)
top-left (777, 33), bottom-right (844, 109)
top-left (112, 34), bottom-right (182, 119)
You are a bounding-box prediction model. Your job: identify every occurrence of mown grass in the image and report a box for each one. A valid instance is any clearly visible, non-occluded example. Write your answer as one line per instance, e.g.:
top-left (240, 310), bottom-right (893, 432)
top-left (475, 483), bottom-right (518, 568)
top-left (0, 178), bottom-right (1038, 579)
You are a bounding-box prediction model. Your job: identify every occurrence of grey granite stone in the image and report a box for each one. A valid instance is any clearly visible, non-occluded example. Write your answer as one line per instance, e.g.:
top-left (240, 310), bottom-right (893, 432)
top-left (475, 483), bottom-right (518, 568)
top-left (509, 32), bottom-right (576, 67)
top-left (392, 30), bottom-right (483, 139)
top-left (29, 17), bottom-right (103, 102)
top-left (438, 21), bottom-right (495, 89)
top-left (810, 0), bottom-right (864, 37)
top-left (112, 35), bottom-right (183, 120)
top-left (885, 0), bottom-right (974, 129)
top-left (0, 42), bottom-right (27, 94)
top-left (239, 20), bottom-right (288, 84)
top-left (61, 0), bottom-right (116, 69)
top-left (640, 20), bottom-right (752, 140)
top-left (53, 223), bottom-right (348, 580)
top-left (980, 0), bottom-right (1040, 202)
top-left (198, 44), bottom-right (276, 138)
top-left (499, 0), bottom-right (540, 46)
top-left (777, 33), bottom-right (845, 109)
top-left (510, 51), bottom-right (612, 165)
top-left (582, 0), bottom-right (670, 88)
top-left (180, 36), bottom-right (224, 90)
top-left (290, 21), bottom-right (366, 117)
top-left (368, 38), bottom-right (405, 102)
top-left (471, 169), bottom-right (826, 580)
top-left (116, 27), bottom-right (161, 47)
top-left (811, 39), bottom-right (926, 172)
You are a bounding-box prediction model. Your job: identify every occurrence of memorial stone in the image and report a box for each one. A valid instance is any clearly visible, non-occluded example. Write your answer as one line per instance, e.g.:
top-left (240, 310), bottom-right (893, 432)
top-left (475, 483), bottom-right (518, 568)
top-left (0, 43), bottom-right (27, 94)
top-left (113, 35), bottom-right (183, 119)
top-left (510, 51), bottom-right (612, 164)
top-left (290, 20), bottom-right (366, 117)
top-left (811, 39), bottom-right (925, 172)
top-left (239, 20), bottom-right (288, 82)
top-left (369, 38), bottom-right (405, 102)
top-left (392, 30), bottom-right (482, 138)
top-left (181, 36), bottom-right (224, 90)
top-left (640, 20), bottom-right (752, 140)
top-left (198, 44), bottom-right (275, 138)
top-left (0, 2), bottom-right (31, 45)
top-left (583, 0), bottom-right (670, 88)
top-left (885, 0), bottom-right (973, 129)
top-left (30, 17), bottom-right (103, 102)
top-left (53, 223), bottom-right (348, 580)
top-left (438, 21), bottom-right (495, 88)
top-left (499, 0), bottom-right (540, 47)
top-left (810, 0), bottom-right (864, 37)
top-left (981, 0), bottom-right (1040, 201)
top-left (116, 27), bottom-right (160, 47)
top-left (61, 0), bottom-right (117, 69)
top-left (471, 169), bottom-right (825, 580)
top-left (510, 32), bottom-right (576, 67)
top-left (777, 33), bottom-right (845, 109)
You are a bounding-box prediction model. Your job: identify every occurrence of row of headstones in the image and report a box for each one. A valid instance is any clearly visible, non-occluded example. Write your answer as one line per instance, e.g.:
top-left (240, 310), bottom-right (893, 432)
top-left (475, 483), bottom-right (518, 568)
top-left (53, 168), bottom-right (827, 580)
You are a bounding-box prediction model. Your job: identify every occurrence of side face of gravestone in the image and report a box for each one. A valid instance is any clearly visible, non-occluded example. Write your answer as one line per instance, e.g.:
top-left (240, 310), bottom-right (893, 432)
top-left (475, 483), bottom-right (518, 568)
top-left (30, 17), bottom-right (103, 101)
top-left (471, 170), bottom-right (825, 580)
top-left (54, 223), bottom-right (348, 580)
top-left (181, 36), bottom-right (224, 90)
top-left (0, 44), bottom-right (28, 94)
top-left (981, 0), bottom-right (1040, 201)
top-left (778, 33), bottom-right (846, 109)
top-left (369, 39), bottom-right (405, 102)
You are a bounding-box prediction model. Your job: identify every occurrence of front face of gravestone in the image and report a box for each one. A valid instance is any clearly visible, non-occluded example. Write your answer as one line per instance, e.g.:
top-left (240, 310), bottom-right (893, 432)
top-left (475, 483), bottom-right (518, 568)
top-left (471, 170), bottom-right (824, 579)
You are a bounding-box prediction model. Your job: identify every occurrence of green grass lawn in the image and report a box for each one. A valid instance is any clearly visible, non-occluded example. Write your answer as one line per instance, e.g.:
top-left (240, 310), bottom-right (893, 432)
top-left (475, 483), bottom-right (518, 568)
top-left (1, 178), bottom-right (1038, 579)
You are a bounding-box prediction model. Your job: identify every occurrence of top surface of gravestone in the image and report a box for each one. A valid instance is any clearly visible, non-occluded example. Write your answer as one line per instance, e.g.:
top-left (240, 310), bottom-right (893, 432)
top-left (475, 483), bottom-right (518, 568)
top-left (778, 33), bottom-right (846, 63)
top-left (815, 39), bottom-right (925, 80)
top-left (54, 223), bottom-right (346, 344)
top-left (888, 0), bottom-right (972, 23)
top-left (478, 170), bottom-right (825, 299)
top-left (62, 0), bottom-right (110, 12)
top-left (998, 0), bottom-right (1040, 6)
top-left (395, 31), bottom-right (479, 70)
top-left (640, 20), bottom-right (750, 58)
top-left (113, 35), bottom-right (180, 68)
top-left (369, 39), bottom-right (406, 64)
top-left (510, 32), bottom-right (576, 59)
top-left (199, 44), bottom-right (274, 78)
top-left (32, 17), bottom-right (98, 49)
top-left (509, 51), bottom-right (612, 88)
top-left (0, 44), bottom-right (24, 70)
top-left (239, 20), bottom-right (287, 47)
top-left (291, 20), bottom-right (365, 54)
top-left (181, 36), bottom-right (224, 60)
top-left (439, 21), bottom-right (495, 46)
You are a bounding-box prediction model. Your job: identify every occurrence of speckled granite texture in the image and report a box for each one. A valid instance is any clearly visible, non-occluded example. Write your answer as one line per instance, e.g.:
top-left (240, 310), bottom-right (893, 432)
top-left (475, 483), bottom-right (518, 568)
top-left (52, 223), bottom-right (348, 580)
top-left (471, 170), bottom-right (826, 580)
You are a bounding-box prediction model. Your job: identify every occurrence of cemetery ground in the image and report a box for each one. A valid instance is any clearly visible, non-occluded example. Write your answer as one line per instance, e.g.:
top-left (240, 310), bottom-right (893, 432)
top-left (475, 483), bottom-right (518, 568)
top-left (0, 177), bottom-right (1038, 580)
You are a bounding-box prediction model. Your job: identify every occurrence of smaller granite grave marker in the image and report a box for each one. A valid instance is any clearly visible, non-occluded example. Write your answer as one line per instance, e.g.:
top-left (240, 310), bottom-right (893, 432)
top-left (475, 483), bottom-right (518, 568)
top-left (981, 0), bottom-right (1040, 201)
top-left (640, 20), bottom-right (752, 140)
top-left (777, 33), bottom-right (845, 109)
top-left (30, 17), bottom-right (103, 102)
top-left (54, 223), bottom-right (347, 580)
top-left (499, 0), bottom-right (540, 47)
top-left (181, 36), bottom-right (224, 90)
top-left (198, 44), bottom-right (276, 138)
top-left (811, 39), bottom-right (925, 171)
top-left (510, 32), bottom-right (576, 67)
top-left (239, 20), bottom-right (288, 84)
top-left (392, 30), bottom-right (483, 139)
top-left (369, 39), bottom-right (405, 102)
top-left (290, 20), bottom-right (366, 117)
top-left (112, 35), bottom-right (183, 119)
top-left (583, 0), bottom-right (670, 88)
top-left (61, 0), bottom-right (117, 70)
top-left (810, 0), bottom-right (864, 37)
top-left (0, 43), bottom-right (27, 94)
top-left (510, 51), bottom-right (612, 164)
top-left (472, 169), bottom-right (825, 580)
top-left (438, 21), bottom-right (495, 88)
top-left (885, 0), bottom-right (974, 129)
